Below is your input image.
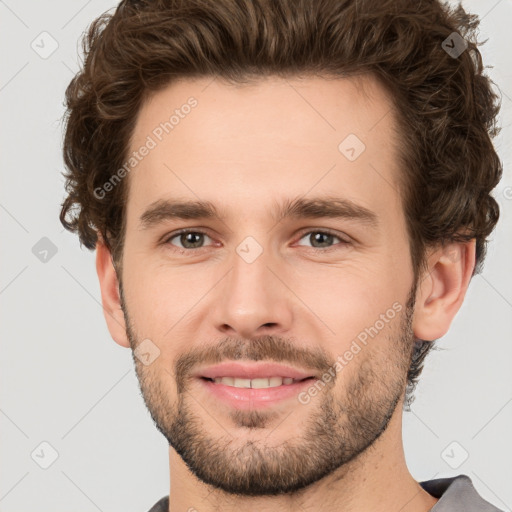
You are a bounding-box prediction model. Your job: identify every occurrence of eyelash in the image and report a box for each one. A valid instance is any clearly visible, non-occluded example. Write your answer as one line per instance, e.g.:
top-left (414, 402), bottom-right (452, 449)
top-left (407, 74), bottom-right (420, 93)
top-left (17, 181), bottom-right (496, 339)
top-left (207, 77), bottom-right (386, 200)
top-left (162, 228), bottom-right (351, 255)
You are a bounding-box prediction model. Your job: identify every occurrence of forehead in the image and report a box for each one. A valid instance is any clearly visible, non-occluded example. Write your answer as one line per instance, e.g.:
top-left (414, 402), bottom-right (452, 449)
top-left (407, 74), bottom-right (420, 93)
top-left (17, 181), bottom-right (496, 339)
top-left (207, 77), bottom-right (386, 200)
top-left (125, 74), bottom-right (402, 226)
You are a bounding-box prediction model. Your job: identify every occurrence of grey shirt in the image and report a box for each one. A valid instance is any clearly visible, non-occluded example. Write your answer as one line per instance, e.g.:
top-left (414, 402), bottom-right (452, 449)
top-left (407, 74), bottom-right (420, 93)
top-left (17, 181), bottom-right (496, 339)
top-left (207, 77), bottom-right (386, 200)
top-left (146, 474), bottom-right (504, 512)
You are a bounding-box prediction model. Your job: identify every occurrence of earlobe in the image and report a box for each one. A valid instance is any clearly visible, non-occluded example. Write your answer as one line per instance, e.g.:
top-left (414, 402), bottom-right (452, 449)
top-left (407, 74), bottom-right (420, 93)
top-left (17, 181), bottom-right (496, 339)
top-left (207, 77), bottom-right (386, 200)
top-left (95, 241), bottom-right (130, 348)
top-left (412, 239), bottom-right (476, 341)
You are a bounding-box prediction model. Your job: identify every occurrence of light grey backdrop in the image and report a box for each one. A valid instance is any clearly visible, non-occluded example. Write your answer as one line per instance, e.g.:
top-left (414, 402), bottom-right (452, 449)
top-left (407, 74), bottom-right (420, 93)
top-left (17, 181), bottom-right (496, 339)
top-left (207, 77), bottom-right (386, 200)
top-left (1, 1), bottom-right (511, 511)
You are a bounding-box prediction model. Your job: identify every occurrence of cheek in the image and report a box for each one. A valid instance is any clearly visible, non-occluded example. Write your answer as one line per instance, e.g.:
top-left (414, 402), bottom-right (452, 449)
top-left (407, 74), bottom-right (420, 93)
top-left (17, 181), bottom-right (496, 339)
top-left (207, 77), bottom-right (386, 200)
top-left (295, 271), bottom-right (409, 374)
top-left (292, 259), bottom-right (403, 323)
top-left (123, 265), bottom-right (209, 355)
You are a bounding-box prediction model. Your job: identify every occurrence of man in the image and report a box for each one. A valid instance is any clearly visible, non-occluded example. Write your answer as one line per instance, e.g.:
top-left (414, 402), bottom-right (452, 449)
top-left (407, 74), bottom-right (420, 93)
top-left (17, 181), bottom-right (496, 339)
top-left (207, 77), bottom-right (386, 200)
top-left (60, 0), bottom-right (504, 510)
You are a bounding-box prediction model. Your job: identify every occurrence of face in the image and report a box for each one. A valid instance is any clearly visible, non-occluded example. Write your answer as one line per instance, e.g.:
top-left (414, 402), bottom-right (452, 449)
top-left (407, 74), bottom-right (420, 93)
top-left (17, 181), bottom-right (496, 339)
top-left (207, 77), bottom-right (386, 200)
top-left (118, 75), bottom-right (417, 495)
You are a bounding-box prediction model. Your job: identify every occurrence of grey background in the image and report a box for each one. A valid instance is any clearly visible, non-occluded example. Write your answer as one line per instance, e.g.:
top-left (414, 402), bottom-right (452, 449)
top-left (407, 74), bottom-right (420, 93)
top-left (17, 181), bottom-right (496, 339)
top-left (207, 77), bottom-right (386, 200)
top-left (1, 1), bottom-right (511, 511)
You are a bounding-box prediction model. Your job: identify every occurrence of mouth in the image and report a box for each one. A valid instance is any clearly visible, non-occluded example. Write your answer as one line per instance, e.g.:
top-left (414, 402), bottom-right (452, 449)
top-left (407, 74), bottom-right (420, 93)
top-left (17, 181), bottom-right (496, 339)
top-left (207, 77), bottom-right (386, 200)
top-left (195, 361), bottom-right (318, 381)
top-left (200, 375), bottom-right (315, 388)
top-left (193, 361), bottom-right (319, 409)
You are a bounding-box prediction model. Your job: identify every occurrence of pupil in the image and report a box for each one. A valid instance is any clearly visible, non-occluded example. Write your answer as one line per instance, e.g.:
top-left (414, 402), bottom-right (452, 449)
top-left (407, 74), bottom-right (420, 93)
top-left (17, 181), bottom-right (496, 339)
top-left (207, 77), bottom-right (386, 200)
top-left (182, 232), bottom-right (202, 248)
top-left (312, 232), bottom-right (332, 248)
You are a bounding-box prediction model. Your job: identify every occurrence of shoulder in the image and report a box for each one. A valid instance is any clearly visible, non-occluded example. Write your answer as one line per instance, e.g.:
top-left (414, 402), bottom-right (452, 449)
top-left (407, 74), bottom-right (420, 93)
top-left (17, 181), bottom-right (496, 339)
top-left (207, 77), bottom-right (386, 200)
top-left (420, 474), bottom-right (504, 511)
top-left (145, 495), bottom-right (169, 512)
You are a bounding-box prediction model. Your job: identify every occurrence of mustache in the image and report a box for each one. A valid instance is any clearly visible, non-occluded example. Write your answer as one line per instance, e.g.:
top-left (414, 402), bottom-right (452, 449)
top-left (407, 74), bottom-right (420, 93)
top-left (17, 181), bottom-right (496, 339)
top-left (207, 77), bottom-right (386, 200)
top-left (174, 334), bottom-right (334, 390)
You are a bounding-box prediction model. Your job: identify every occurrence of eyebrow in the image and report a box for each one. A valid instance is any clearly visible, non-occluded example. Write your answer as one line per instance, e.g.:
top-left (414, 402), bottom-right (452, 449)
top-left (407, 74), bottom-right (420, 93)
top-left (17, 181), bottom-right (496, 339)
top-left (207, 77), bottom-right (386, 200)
top-left (138, 195), bottom-right (379, 231)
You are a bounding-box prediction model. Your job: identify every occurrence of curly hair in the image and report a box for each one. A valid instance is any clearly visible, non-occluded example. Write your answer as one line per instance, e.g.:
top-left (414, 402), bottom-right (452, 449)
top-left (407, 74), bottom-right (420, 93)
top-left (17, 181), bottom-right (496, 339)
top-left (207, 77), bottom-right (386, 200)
top-left (59, 0), bottom-right (502, 408)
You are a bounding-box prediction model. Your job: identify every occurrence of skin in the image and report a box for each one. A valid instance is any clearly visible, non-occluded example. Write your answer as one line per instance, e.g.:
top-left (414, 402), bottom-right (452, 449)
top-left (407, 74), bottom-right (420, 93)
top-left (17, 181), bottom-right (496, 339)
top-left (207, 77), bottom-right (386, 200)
top-left (96, 75), bottom-right (475, 512)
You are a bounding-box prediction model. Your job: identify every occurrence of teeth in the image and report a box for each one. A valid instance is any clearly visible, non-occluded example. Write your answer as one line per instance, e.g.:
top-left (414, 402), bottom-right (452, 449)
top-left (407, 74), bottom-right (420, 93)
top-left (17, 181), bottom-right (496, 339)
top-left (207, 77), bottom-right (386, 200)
top-left (212, 376), bottom-right (301, 388)
top-left (251, 377), bottom-right (272, 389)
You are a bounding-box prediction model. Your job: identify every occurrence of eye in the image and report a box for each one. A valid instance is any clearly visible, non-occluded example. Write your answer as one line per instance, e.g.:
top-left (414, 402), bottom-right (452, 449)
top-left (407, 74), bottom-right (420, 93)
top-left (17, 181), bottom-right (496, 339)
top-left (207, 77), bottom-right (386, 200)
top-left (295, 229), bottom-right (350, 251)
top-left (163, 229), bottom-right (213, 252)
top-left (163, 228), bottom-right (350, 254)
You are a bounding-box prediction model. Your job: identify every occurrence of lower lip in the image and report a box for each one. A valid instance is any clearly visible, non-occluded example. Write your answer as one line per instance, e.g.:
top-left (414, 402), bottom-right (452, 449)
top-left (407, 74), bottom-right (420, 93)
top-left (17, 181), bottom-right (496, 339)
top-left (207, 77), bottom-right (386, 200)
top-left (197, 377), bottom-right (317, 409)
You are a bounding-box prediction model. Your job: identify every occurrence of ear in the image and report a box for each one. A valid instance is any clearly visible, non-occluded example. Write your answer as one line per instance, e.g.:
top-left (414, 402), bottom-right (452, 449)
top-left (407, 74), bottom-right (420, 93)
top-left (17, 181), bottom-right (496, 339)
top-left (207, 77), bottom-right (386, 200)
top-left (95, 240), bottom-right (130, 348)
top-left (412, 239), bottom-right (476, 341)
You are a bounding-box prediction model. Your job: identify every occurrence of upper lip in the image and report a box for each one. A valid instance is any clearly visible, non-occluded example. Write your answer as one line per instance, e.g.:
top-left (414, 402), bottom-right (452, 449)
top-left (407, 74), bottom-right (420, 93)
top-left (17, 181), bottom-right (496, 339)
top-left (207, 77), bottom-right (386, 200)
top-left (195, 362), bottom-right (317, 380)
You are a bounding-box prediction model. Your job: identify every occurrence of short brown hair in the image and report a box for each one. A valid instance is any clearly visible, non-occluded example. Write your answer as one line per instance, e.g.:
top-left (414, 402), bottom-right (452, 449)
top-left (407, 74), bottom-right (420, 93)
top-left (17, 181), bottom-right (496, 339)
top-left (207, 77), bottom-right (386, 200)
top-left (60, 0), bottom-right (502, 408)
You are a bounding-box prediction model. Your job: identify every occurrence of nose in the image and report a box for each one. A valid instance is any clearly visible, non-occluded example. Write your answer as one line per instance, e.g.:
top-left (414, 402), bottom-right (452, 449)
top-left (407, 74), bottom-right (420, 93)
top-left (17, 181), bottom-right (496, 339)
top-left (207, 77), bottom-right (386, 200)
top-left (212, 246), bottom-right (294, 340)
